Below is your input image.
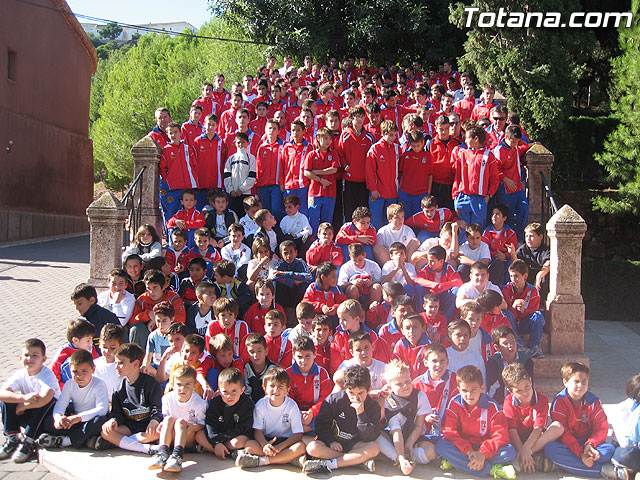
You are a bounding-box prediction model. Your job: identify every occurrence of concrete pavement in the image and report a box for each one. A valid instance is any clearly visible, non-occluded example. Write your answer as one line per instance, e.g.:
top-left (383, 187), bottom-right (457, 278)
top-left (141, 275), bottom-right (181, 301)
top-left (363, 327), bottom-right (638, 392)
top-left (0, 235), bottom-right (639, 480)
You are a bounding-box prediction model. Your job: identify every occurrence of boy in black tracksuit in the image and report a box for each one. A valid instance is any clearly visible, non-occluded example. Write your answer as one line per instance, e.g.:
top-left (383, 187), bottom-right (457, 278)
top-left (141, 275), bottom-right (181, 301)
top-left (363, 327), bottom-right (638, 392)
top-left (303, 365), bottom-right (381, 475)
top-left (196, 368), bottom-right (254, 458)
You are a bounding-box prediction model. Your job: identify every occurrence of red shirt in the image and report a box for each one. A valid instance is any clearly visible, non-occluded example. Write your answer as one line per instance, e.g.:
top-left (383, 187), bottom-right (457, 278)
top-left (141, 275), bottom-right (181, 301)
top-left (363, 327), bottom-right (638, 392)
top-left (166, 207), bottom-right (205, 231)
top-left (159, 142), bottom-right (199, 190)
top-left (256, 138), bottom-right (285, 187)
top-left (165, 247), bottom-right (190, 273)
top-left (302, 283), bottom-right (347, 314)
top-left (452, 147), bottom-right (500, 197)
top-left (406, 208), bottom-right (457, 233)
top-left (550, 389), bottom-right (609, 457)
top-left (366, 302), bottom-right (391, 331)
top-left (399, 149), bottom-right (433, 195)
top-left (454, 97), bottom-right (478, 122)
top-left (181, 121), bottom-right (203, 146)
top-left (393, 334), bottom-right (432, 378)
top-left (329, 324), bottom-right (391, 374)
top-left (265, 333), bottom-right (293, 368)
top-left (205, 320), bottom-right (250, 363)
top-left (339, 127), bottom-right (376, 183)
top-left (485, 125), bottom-right (506, 150)
top-left (267, 100), bottom-right (287, 119)
top-left (380, 104), bottom-right (408, 131)
top-left (471, 101), bottom-right (499, 121)
top-left (414, 263), bottom-right (463, 294)
top-left (192, 97), bottom-right (215, 118)
top-left (442, 393), bottom-right (510, 458)
top-left (193, 134), bottom-right (226, 190)
top-left (503, 391), bottom-right (549, 439)
top-left (314, 343), bottom-right (332, 375)
top-left (412, 369), bottom-right (458, 433)
top-left (481, 312), bottom-right (511, 336)
top-left (149, 127), bottom-right (169, 148)
top-left (305, 240), bottom-right (343, 268)
top-left (493, 141), bottom-right (525, 193)
top-left (286, 363), bottom-right (333, 418)
top-left (420, 312), bottom-right (448, 341)
top-left (244, 302), bottom-right (285, 335)
top-left (225, 129), bottom-right (261, 159)
top-left (365, 139), bottom-right (400, 198)
top-left (212, 89), bottom-right (231, 113)
top-left (316, 98), bottom-right (334, 116)
top-left (501, 282), bottom-right (541, 323)
top-left (280, 140), bottom-right (313, 190)
top-left (304, 149), bottom-right (340, 198)
top-left (131, 290), bottom-right (186, 326)
top-left (218, 107), bottom-right (240, 140)
top-left (428, 136), bottom-right (462, 185)
top-left (335, 222), bottom-right (377, 246)
top-left (482, 225), bottom-right (518, 257)
top-left (249, 116), bottom-right (268, 138)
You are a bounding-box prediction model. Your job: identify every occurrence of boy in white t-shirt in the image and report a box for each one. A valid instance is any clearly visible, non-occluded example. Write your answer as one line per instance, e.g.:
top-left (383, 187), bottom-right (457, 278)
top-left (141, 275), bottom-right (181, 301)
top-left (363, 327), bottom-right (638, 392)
top-left (381, 242), bottom-right (417, 299)
top-left (220, 223), bottom-right (252, 281)
top-left (333, 331), bottom-right (387, 398)
top-left (93, 324), bottom-right (124, 399)
top-left (97, 268), bottom-right (136, 326)
top-left (280, 194), bottom-right (313, 258)
top-left (143, 302), bottom-right (174, 377)
top-left (445, 320), bottom-right (486, 383)
top-left (456, 261), bottom-right (507, 310)
top-left (38, 349), bottom-right (109, 449)
top-left (150, 365), bottom-right (207, 473)
top-left (238, 195), bottom-right (261, 245)
top-left (0, 338), bottom-right (60, 463)
top-left (338, 243), bottom-right (383, 305)
top-left (458, 223), bottom-right (491, 282)
top-left (373, 203), bottom-right (419, 265)
top-left (235, 367), bottom-right (307, 469)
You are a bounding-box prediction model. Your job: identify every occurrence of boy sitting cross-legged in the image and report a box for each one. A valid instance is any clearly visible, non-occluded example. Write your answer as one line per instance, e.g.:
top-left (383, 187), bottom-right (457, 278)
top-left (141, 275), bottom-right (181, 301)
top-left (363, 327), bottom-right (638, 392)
top-left (303, 365), bottom-right (381, 475)
top-left (335, 206), bottom-right (377, 262)
top-left (302, 261), bottom-right (347, 326)
top-left (377, 360), bottom-right (437, 475)
top-left (38, 350), bottom-right (108, 450)
top-left (235, 367), bottom-right (307, 469)
top-left (286, 336), bottom-right (333, 433)
top-left (486, 326), bottom-right (533, 405)
top-left (149, 365), bottom-right (207, 472)
top-left (435, 365), bottom-right (517, 478)
top-left (99, 343), bottom-right (162, 453)
top-left (338, 243), bottom-right (383, 306)
top-left (196, 367), bottom-right (254, 459)
top-left (0, 339), bottom-right (60, 463)
top-left (544, 362), bottom-right (615, 478)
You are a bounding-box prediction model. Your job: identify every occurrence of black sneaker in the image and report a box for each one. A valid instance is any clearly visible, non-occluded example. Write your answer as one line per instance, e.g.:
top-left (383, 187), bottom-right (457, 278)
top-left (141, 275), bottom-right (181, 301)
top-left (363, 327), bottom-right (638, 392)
top-left (36, 434), bottom-right (64, 448)
top-left (302, 459), bottom-right (332, 476)
top-left (93, 436), bottom-right (115, 451)
top-left (11, 442), bottom-right (35, 463)
top-left (0, 437), bottom-right (20, 460)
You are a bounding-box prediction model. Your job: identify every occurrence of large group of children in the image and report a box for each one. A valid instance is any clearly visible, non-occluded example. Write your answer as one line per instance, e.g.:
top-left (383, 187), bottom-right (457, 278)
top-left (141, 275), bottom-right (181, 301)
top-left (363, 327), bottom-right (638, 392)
top-left (1, 55), bottom-right (636, 480)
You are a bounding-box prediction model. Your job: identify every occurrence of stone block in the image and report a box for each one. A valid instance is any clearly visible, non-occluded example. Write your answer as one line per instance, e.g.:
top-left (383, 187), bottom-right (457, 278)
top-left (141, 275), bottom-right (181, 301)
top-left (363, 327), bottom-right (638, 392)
top-left (533, 354), bottom-right (589, 378)
top-left (20, 212), bottom-right (33, 240)
top-left (7, 212), bottom-right (21, 242)
top-left (32, 213), bottom-right (44, 238)
top-left (43, 215), bottom-right (55, 237)
top-left (54, 215), bottom-right (65, 236)
top-left (0, 211), bottom-right (8, 243)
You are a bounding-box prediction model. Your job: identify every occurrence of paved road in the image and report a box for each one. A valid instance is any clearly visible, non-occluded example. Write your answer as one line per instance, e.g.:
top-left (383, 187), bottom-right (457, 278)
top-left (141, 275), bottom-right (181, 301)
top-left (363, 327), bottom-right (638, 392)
top-left (0, 235), bottom-right (90, 479)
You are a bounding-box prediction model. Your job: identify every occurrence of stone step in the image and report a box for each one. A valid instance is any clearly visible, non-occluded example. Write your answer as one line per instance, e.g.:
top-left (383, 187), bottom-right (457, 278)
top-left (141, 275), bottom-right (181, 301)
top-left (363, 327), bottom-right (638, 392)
top-left (532, 354), bottom-right (590, 378)
top-left (533, 377), bottom-right (564, 400)
top-left (520, 331), bottom-right (550, 352)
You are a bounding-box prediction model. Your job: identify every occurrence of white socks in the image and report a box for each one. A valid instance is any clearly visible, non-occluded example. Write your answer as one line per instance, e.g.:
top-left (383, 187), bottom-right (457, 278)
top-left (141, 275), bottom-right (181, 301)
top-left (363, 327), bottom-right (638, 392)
top-left (118, 435), bottom-right (150, 453)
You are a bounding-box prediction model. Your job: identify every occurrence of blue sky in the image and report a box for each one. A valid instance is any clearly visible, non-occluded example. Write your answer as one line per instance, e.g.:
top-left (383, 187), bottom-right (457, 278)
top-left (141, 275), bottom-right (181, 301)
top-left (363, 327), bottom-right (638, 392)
top-left (65, 0), bottom-right (212, 29)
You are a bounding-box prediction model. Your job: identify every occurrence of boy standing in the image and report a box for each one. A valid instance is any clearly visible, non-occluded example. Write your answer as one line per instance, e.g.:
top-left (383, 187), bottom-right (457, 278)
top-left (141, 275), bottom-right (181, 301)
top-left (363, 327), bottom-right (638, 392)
top-left (224, 132), bottom-right (258, 216)
top-left (256, 119), bottom-right (286, 221)
top-left (0, 339), bottom-right (60, 463)
top-left (366, 120), bottom-right (400, 229)
top-left (304, 365), bottom-right (381, 475)
top-left (280, 120), bottom-right (312, 216)
top-left (436, 365), bottom-right (516, 478)
top-left (544, 362), bottom-right (615, 478)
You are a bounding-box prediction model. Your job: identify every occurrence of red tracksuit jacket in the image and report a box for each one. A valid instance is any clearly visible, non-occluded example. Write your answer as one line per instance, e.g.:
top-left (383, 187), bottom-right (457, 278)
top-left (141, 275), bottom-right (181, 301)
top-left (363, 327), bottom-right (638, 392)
top-left (443, 393), bottom-right (510, 458)
top-left (160, 141), bottom-right (199, 190)
top-left (420, 312), bottom-right (448, 341)
top-left (206, 320), bottom-right (250, 363)
top-left (181, 120), bottom-right (203, 146)
top-left (302, 283), bottom-right (347, 314)
top-left (166, 207), bottom-right (205, 231)
top-left (399, 149), bottom-right (433, 196)
top-left (502, 282), bottom-right (541, 323)
top-left (304, 149), bottom-right (340, 198)
top-left (339, 127), bottom-right (376, 183)
top-left (454, 97), bottom-right (478, 122)
top-left (256, 138), bottom-right (285, 187)
top-left (482, 225), bottom-right (518, 258)
top-left (314, 343), bottom-right (332, 375)
top-left (406, 208), bottom-right (457, 233)
top-left (414, 263), bottom-right (463, 293)
top-left (503, 390), bottom-right (549, 439)
top-left (305, 240), bottom-right (344, 268)
top-left (279, 140), bottom-right (312, 190)
top-left (493, 141), bottom-right (527, 194)
top-left (393, 334), bottom-right (432, 378)
top-left (428, 135), bottom-right (462, 185)
top-left (131, 290), bottom-right (186, 325)
top-left (193, 134), bottom-right (226, 190)
top-left (453, 147), bottom-right (500, 198)
top-left (471, 101), bottom-right (499, 121)
top-left (218, 107), bottom-right (240, 140)
top-left (330, 324), bottom-right (391, 374)
top-left (192, 97), bottom-right (215, 118)
top-left (165, 247), bottom-right (190, 273)
top-left (378, 318), bottom-right (404, 352)
top-left (335, 222), bottom-right (377, 246)
top-left (413, 369), bottom-right (458, 433)
top-left (286, 363), bottom-right (333, 418)
top-left (365, 139), bottom-right (400, 198)
top-left (265, 333), bottom-right (293, 367)
top-left (243, 302), bottom-right (285, 335)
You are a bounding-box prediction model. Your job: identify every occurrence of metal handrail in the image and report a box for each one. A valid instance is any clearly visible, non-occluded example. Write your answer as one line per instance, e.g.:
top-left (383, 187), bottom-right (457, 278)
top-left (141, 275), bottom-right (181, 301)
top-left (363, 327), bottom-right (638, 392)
top-left (540, 171), bottom-right (558, 213)
top-left (122, 166), bottom-right (147, 247)
top-left (122, 166), bottom-right (147, 204)
top-left (540, 170), bottom-right (558, 233)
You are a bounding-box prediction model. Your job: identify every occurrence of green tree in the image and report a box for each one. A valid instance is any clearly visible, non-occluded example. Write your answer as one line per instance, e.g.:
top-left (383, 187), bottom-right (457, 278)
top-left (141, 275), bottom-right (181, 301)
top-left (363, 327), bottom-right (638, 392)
top-left (594, 0), bottom-right (640, 215)
top-left (99, 21), bottom-right (123, 41)
top-left (213, 0), bottom-right (464, 64)
top-left (90, 20), bottom-right (267, 190)
top-left (449, 0), bottom-right (596, 186)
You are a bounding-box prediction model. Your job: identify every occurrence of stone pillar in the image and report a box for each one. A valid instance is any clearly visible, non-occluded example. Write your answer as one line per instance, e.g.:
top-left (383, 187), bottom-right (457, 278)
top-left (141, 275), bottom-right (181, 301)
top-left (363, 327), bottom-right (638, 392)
top-left (546, 205), bottom-right (587, 355)
top-left (526, 144), bottom-right (555, 224)
top-left (86, 192), bottom-right (127, 289)
top-left (131, 135), bottom-right (163, 236)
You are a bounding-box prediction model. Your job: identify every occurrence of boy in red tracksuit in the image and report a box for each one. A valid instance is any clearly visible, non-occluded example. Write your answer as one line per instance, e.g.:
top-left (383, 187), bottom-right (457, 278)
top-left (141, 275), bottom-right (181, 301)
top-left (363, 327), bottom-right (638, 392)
top-left (311, 315), bottom-right (333, 375)
top-left (405, 195), bottom-right (457, 244)
top-left (181, 105), bottom-right (204, 146)
top-left (263, 310), bottom-right (292, 368)
top-left (250, 102), bottom-right (269, 137)
top-left (335, 206), bottom-right (377, 261)
top-left (339, 106), bottom-right (376, 222)
top-left (205, 297), bottom-right (250, 363)
top-left (380, 90), bottom-right (408, 132)
top-left (159, 122), bottom-right (199, 225)
top-left (420, 293), bottom-right (448, 344)
top-left (544, 362), bottom-right (614, 478)
top-left (412, 343), bottom-right (458, 437)
top-left (218, 93), bottom-right (243, 140)
top-left (493, 125), bottom-right (530, 243)
top-left (414, 245), bottom-right (463, 321)
top-left (286, 336), bottom-right (333, 433)
top-left (392, 313), bottom-right (432, 378)
top-left (224, 109), bottom-right (261, 158)
top-left (330, 299), bottom-right (391, 374)
top-left (166, 189), bottom-right (205, 248)
top-left (453, 84), bottom-right (478, 122)
top-left (398, 130), bottom-right (433, 218)
top-left (378, 294), bottom-right (415, 351)
top-left (365, 119), bottom-right (400, 229)
top-left (194, 114), bottom-right (226, 195)
top-left (453, 126), bottom-right (500, 228)
top-left (302, 262), bottom-right (346, 331)
top-left (471, 85), bottom-right (499, 121)
top-left (192, 83), bottom-right (215, 119)
top-left (243, 279), bottom-right (285, 335)
top-left (256, 119), bottom-right (286, 221)
top-left (427, 116), bottom-right (462, 211)
top-left (165, 230), bottom-right (190, 275)
top-left (279, 120), bottom-right (312, 216)
top-left (305, 223), bottom-right (343, 271)
top-left (211, 74), bottom-right (231, 114)
top-left (435, 365), bottom-right (516, 478)
top-left (482, 204), bottom-right (518, 285)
